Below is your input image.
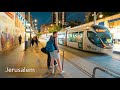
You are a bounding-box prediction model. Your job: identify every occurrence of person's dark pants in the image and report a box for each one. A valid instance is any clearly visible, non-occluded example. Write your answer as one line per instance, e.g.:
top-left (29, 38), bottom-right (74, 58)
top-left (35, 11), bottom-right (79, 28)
top-left (35, 41), bottom-right (38, 46)
top-left (19, 40), bottom-right (21, 45)
top-left (47, 52), bottom-right (57, 69)
top-left (31, 41), bottom-right (34, 47)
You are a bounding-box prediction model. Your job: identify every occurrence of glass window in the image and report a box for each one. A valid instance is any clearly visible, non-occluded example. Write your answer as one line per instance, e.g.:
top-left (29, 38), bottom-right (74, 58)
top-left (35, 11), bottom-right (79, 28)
top-left (87, 31), bottom-right (103, 48)
top-left (68, 33), bottom-right (73, 42)
top-left (72, 32), bottom-right (78, 42)
top-left (78, 32), bottom-right (83, 42)
top-left (92, 25), bottom-right (113, 46)
top-left (68, 32), bottom-right (78, 42)
top-left (78, 32), bottom-right (83, 48)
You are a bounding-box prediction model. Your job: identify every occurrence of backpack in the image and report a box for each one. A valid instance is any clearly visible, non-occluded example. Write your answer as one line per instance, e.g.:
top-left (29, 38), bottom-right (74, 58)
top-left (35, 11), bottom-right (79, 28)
top-left (45, 38), bottom-right (55, 52)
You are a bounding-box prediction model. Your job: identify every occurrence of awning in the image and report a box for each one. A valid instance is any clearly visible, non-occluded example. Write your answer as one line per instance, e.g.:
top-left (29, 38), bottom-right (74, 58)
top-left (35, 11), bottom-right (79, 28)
top-left (108, 18), bottom-right (120, 22)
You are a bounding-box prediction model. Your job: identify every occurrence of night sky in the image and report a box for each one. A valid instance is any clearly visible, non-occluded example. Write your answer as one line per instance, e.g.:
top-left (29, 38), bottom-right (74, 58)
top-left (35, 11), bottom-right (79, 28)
top-left (31, 12), bottom-right (85, 29)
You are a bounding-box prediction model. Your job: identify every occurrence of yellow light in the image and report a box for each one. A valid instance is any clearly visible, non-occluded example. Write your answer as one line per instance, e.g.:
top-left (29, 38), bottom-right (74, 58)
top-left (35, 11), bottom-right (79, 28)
top-left (99, 14), bottom-right (103, 18)
top-left (51, 24), bottom-right (53, 26)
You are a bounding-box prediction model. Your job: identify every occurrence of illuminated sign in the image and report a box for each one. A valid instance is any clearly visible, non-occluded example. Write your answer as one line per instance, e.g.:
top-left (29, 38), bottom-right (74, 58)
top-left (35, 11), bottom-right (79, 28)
top-left (96, 29), bottom-right (105, 32)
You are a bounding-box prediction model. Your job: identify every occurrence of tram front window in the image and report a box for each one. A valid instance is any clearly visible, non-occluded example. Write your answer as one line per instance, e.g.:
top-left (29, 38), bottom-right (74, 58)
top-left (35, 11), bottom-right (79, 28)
top-left (92, 25), bottom-right (113, 46)
top-left (87, 31), bottom-right (103, 48)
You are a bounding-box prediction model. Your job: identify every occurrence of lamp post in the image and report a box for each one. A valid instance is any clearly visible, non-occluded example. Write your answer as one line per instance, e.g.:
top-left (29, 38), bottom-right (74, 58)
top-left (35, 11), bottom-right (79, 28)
top-left (28, 12), bottom-right (31, 47)
top-left (94, 12), bottom-right (97, 25)
top-left (93, 12), bottom-right (103, 25)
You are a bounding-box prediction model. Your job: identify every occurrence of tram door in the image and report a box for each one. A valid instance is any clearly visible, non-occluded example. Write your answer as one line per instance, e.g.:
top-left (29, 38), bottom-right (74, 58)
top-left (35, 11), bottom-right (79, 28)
top-left (78, 31), bottom-right (83, 49)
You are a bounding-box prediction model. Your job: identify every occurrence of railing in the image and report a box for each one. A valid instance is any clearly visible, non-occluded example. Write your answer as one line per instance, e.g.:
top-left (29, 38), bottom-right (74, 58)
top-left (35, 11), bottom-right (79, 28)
top-left (92, 67), bottom-right (120, 78)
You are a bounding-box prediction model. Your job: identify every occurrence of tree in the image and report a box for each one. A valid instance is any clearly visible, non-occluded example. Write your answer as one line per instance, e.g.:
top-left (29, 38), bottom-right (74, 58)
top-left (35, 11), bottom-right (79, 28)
top-left (67, 20), bottom-right (82, 27)
top-left (37, 32), bottom-right (42, 37)
top-left (48, 24), bottom-right (61, 33)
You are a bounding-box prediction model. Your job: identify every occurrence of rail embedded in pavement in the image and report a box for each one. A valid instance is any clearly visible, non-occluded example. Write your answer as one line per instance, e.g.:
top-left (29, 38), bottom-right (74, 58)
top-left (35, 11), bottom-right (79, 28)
top-left (92, 67), bottom-right (120, 78)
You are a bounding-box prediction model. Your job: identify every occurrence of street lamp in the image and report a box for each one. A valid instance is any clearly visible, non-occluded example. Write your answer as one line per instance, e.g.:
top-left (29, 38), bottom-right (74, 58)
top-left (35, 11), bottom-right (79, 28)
top-left (51, 24), bottom-right (53, 26)
top-left (93, 12), bottom-right (103, 25)
top-left (99, 14), bottom-right (103, 18)
top-left (34, 19), bottom-right (37, 22)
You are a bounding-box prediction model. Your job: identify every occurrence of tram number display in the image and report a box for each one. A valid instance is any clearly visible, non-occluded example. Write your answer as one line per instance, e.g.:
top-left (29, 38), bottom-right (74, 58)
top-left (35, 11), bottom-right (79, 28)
top-left (96, 29), bottom-right (105, 32)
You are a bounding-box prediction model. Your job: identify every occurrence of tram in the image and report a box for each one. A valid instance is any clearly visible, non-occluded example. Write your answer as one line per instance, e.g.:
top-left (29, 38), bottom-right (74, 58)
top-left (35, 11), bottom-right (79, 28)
top-left (66, 24), bottom-right (113, 53)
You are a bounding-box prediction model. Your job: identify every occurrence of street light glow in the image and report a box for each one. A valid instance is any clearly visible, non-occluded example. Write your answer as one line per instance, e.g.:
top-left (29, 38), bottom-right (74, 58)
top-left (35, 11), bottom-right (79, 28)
top-left (34, 19), bottom-right (37, 22)
top-left (59, 21), bottom-right (61, 23)
top-left (51, 24), bottom-right (53, 26)
top-left (99, 14), bottom-right (103, 18)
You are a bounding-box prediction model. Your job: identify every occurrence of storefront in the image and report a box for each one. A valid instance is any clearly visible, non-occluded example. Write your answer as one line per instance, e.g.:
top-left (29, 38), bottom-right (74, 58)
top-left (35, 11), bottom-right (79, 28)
top-left (0, 12), bottom-right (15, 51)
top-left (108, 19), bottom-right (120, 44)
top-left (0, 12), bottom-right (25, 51)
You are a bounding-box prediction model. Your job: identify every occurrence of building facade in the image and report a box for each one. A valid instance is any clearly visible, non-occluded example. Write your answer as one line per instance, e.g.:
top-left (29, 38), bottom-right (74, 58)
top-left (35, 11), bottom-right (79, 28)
top-left (25, 14), bottom-right (33, 26)
top-left (52, 12), bottom-right (66, 26)
top-left (0, 12), bottom-right (26, 51)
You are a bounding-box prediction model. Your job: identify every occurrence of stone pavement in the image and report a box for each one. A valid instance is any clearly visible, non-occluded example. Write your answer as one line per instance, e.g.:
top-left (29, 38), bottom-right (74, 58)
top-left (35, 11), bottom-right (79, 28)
top-left (0, 43), bottom-right (63, 78)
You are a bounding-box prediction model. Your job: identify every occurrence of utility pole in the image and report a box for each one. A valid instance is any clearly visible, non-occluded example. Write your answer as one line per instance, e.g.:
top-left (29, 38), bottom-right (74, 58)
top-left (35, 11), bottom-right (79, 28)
top-left (94, 12), bottom-right (97, 25)
top-left (28, 12), bottom-right (31, 47)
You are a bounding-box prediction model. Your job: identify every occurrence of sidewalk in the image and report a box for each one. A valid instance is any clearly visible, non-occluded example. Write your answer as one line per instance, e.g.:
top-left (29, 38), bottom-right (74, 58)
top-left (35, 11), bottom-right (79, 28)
top-left (0, 43), bottom-right (64, 78)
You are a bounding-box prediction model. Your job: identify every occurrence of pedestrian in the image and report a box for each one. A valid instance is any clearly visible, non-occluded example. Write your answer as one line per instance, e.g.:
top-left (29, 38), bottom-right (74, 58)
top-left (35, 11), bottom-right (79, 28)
top-left (34, 36), bottom-right (38, 46)
top-left (31, 37), bottom-right (34, 47)
top-left (18, 35), bottom-right (22, 45)
top-left (49, 31), bottom-right (64, 74)
top-left (41, 45), bottom-right (58, 70)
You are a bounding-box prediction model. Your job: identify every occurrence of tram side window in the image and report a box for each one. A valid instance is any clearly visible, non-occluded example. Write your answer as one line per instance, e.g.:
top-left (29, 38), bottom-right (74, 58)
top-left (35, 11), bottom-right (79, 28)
top-left (68, 33), bottom-right (73, 42)
top-left (87, 31), bottom-right (103, 48)
top-left (68, 32), bottom-right (78, 42)
top-left (78, 32), bottom-right (83, 42)
top-left (72, 32), bottom-right (78, 42)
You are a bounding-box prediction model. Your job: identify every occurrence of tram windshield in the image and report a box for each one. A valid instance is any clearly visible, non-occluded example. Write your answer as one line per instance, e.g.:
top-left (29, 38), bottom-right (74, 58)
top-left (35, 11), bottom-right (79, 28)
top-left (92, 25), bottom-right (113, 45)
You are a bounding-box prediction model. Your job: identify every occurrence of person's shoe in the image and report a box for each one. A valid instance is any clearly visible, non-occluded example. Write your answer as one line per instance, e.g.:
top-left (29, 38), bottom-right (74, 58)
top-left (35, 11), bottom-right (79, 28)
top-left (55, 63), bottom-right (58, 67)
top-left (50, 66), bottom-right (52, 69)
top-left (60, 71), bottom-right (65, 75)
top-left (52, 69), bottom-right (54, 74)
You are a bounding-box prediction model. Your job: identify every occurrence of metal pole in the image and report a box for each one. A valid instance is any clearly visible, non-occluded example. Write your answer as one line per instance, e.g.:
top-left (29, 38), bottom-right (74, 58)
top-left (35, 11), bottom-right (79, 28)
top-left (25, 20), bottom-right (27, 51)
top-left (94, 12), bottom-right (97, 25)
top-left (28, 12), bottom-right (31, 47)
top-left (25, 28), bottom-right (27, 51)
top-left (62, 51), bottom-right (64, 70)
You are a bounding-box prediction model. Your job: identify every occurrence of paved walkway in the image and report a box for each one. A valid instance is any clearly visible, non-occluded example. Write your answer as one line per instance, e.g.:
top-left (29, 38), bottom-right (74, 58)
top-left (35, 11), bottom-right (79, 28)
top-left (0, 43), bottom-right (63, 78)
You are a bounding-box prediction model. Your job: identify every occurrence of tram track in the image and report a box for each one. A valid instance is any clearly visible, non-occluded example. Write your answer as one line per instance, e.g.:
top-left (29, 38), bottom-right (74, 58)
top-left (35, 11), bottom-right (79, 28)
top-left (59, 46), bottom-right (120, 77)
top-left (63, 56), bottom-right (93, 78)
